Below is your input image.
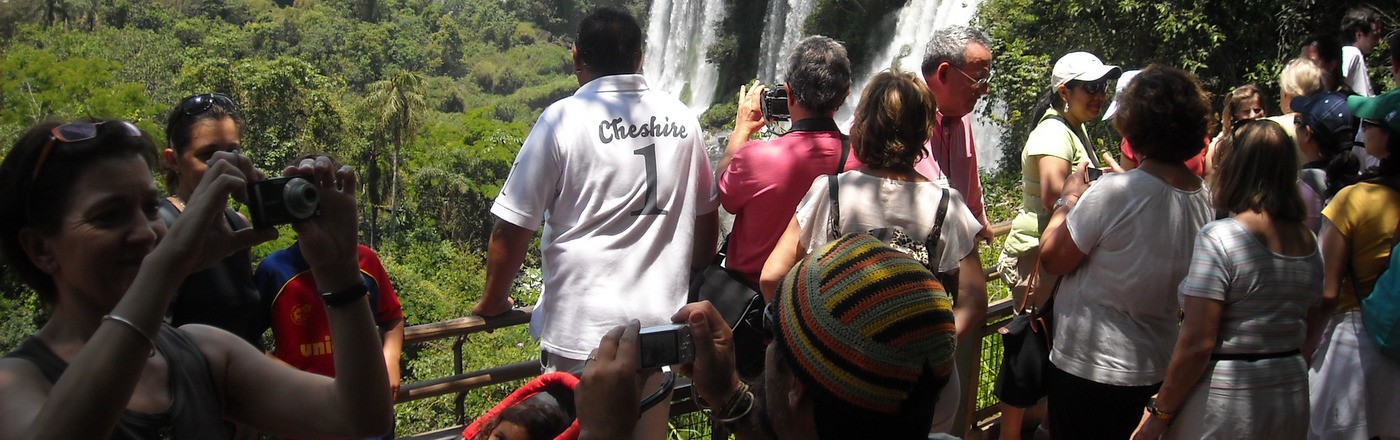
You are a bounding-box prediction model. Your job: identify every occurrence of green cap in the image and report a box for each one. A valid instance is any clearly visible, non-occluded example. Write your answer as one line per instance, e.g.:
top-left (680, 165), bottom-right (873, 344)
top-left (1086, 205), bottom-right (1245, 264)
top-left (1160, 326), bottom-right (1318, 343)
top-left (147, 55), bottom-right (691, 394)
top-left (1347, 90), bottom-right (1400, 133)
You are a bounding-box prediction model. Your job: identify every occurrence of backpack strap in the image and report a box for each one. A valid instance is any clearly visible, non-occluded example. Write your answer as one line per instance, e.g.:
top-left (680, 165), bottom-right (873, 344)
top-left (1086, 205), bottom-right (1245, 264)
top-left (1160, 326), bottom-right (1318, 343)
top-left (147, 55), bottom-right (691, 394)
top-left (923, 187), bottom-right (952, 271)
top-left (825, 135), bottom-right (851, 241)
top-left (1042, 112), bottom-right (1101, 169)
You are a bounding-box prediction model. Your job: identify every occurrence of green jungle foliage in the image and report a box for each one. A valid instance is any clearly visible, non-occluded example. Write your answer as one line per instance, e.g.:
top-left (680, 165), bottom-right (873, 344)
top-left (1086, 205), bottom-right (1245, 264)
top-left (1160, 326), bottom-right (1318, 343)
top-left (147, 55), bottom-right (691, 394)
top-left (0, 0), bottom-right (639, 435)
top-left (973, 0), bottom-right (1396, 174)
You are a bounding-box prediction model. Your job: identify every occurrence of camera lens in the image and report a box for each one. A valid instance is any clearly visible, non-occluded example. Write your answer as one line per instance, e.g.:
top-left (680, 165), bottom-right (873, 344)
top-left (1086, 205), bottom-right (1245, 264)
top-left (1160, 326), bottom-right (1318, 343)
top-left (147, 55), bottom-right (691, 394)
top-left (282, 177), bottom-right (320, 220)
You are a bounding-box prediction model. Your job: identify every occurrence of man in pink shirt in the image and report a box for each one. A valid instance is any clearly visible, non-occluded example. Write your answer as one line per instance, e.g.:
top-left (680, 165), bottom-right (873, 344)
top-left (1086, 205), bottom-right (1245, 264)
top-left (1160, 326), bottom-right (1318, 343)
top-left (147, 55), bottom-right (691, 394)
top-left (717, 36), bottom-right (858, 285)
top-left (920, 26), bottom-right (995, 244)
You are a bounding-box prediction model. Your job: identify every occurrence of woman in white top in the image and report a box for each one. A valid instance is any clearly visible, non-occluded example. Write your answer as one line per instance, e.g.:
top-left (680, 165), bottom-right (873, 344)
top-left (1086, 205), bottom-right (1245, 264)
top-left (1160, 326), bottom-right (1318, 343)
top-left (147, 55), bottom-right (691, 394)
top-left (1038, 65), bottom-right (1216, 440)
top-left (761, 70), bottom-right (986, 340)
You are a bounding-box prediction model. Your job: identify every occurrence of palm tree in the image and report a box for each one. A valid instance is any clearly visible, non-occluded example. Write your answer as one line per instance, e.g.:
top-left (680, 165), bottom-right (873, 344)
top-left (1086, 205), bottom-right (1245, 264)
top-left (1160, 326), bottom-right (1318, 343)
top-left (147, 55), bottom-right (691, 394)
top-left (365, 71), bottom-right (425, 248)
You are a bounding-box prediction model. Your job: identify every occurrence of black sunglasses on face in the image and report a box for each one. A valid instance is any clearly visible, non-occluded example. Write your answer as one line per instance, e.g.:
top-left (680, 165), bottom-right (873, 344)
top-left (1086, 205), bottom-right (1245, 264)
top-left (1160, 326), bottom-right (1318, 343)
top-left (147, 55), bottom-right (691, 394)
top-left (1073, 80), bottom-right (1110, 95)
top-left (178, 93), bottom-right (237, 117)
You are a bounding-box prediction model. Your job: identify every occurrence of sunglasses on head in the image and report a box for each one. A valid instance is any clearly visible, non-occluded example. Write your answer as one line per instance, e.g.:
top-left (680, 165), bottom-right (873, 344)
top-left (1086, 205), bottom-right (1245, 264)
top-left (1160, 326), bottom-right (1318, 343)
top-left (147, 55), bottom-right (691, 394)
top-left (31, 121), bottom-right (143, 181)
top-left (1073, 79), bottom-right (1110, 95)
top-left (177, 93), bottom-right (237, 117)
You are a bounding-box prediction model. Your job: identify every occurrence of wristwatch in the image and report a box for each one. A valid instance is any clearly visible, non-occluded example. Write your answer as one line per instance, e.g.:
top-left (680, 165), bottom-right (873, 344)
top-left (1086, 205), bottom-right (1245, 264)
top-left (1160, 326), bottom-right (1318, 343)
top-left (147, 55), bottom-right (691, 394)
top-left (1146, 397), bottom-right (1174, 421)
top-left (1052, 195), bottom-right (1076, 211)
top-left (321, 283), bottom-right (369, 308)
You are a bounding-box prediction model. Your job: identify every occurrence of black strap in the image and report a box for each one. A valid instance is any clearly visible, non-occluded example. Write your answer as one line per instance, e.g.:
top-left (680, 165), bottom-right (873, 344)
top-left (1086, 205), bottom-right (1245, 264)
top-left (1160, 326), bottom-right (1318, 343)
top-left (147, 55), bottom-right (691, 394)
top-left (826, 134), bottom-right (851, 240)
top-left (788, 118), bottom-right (841, 133)
top-left (923, 188), bottom-right (952, 269)
top-left (1043, 113), bottom-right (1101, 169)
top-left (1209, 349), bottom-right (1300, 361)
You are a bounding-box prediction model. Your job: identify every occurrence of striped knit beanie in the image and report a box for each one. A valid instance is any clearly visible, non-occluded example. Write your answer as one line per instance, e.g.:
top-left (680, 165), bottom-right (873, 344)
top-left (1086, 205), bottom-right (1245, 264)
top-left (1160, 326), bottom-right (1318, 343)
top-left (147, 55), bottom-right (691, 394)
top-left (773, 233), bottom-right (957, 413)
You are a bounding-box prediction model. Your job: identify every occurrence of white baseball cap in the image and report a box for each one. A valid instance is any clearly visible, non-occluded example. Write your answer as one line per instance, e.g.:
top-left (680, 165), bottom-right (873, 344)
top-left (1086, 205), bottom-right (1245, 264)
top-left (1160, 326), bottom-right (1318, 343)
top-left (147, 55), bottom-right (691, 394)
top-left (1102, 69), bottom-right (1141, 121)
top-left (1051, 52), bottom-right (1122, 89)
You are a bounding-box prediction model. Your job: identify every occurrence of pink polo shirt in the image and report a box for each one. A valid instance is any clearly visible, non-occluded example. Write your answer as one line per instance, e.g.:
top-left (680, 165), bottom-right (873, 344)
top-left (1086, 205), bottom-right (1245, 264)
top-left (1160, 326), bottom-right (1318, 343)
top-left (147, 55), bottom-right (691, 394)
top-left (719, 126), bottom-right (857, 283)
top-left (926, 112), bottom-right (987, 223)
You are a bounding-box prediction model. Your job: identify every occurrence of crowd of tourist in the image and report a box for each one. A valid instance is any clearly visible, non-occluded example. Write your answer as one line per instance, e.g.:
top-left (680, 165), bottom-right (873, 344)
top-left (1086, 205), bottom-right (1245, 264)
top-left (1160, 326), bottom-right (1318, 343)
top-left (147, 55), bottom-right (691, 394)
top-left (0, 4), bottom-right (1397, 440)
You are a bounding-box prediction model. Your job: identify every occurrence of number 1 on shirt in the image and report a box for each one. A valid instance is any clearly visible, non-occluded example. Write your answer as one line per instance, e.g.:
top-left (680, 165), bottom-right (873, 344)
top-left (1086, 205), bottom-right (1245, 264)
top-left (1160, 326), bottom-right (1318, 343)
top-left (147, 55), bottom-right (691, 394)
top-left (632, 144), bottom-right (669, 216)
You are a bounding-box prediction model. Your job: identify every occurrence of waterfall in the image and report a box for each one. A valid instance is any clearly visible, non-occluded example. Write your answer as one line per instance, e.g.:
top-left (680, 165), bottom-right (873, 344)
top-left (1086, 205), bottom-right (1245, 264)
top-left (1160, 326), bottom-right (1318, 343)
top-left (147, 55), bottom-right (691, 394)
top-left (756, 0), bottom-right (818, 84)
top-left (837, 0), bottom-right (1001, 168)
top-left (642, 0), bottom-right (727, 112)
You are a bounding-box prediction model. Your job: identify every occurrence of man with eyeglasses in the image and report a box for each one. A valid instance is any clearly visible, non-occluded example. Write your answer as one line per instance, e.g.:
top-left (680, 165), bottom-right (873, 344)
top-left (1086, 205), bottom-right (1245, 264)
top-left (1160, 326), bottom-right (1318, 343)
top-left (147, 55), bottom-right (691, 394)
top-left (915, 24), bottom-right (995, 435)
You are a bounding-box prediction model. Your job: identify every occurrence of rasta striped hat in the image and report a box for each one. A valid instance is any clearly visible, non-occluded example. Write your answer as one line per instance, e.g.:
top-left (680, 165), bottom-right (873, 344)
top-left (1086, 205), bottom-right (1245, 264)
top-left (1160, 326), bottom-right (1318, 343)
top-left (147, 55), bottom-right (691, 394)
top-left (772, 233), bottom-right (957, 413)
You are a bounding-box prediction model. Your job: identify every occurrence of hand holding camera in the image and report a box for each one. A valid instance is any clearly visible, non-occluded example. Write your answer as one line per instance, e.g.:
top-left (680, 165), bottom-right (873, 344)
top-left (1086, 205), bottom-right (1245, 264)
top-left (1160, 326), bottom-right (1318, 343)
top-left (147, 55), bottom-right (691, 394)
top-left (158, 150), bottom-right (279, 280)
top-left (281, 155), bottom-right (361, 290)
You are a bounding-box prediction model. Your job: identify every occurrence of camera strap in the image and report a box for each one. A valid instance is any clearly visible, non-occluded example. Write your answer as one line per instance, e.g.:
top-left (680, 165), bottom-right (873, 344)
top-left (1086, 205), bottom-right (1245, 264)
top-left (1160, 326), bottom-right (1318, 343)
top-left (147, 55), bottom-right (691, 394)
top-left (786, 117), bottom-right (840, 133)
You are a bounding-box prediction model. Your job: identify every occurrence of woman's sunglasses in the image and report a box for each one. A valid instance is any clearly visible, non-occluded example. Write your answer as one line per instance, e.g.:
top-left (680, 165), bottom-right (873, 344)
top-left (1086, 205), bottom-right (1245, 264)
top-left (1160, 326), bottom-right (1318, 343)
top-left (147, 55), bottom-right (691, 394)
top-left (31, 121), bottom-right (143, 181)
top-left (1073, 79), bottom-right (1111, 95)
top-left (177, 93), bottom-right (237, 116)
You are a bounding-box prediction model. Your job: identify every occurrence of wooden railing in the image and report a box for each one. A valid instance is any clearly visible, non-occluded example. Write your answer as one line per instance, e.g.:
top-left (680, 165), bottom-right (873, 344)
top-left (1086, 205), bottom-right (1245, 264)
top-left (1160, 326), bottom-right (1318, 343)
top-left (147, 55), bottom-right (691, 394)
top-left (398, 221), bottom-right (1018, 440)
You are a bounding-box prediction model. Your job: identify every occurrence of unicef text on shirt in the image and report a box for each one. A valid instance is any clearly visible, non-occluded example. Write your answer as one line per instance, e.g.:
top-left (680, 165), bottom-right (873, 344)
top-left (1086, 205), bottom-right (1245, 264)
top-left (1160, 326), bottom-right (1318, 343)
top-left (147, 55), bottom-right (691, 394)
top-left (598, 116), bottom-right (689, 143)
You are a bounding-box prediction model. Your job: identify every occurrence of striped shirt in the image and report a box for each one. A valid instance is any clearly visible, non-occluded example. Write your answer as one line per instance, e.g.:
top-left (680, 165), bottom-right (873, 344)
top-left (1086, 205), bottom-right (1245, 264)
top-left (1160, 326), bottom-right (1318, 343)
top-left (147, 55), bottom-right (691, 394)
top-left (1179, 218), bottom-right (1323, 390)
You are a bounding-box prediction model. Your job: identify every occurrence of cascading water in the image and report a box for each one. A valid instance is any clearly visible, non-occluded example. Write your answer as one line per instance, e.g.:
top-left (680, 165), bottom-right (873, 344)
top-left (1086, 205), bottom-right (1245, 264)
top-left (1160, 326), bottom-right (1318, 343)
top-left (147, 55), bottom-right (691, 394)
top-left (838, 0), bottom-right (1001, 168)
top-left (756, 0), bottom-right (818, 84)
top-left (642, 0), bottom-right (727, 112)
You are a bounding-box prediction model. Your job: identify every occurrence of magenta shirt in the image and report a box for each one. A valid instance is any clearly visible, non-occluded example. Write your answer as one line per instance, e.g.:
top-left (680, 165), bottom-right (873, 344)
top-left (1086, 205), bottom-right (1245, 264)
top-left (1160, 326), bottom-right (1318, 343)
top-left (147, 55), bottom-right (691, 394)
top-left (925, 112), bottom-right (987, 223)
top-left (719, 129), bottom-right (857, 283)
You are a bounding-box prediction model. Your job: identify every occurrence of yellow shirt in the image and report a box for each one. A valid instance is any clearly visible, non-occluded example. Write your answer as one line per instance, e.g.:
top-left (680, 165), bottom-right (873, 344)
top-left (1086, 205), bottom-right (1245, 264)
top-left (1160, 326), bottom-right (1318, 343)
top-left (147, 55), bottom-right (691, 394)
top-left (1004, 109), bottom-right (1092, 256)
top-left (1322, 181), bottom-right (1400, 312)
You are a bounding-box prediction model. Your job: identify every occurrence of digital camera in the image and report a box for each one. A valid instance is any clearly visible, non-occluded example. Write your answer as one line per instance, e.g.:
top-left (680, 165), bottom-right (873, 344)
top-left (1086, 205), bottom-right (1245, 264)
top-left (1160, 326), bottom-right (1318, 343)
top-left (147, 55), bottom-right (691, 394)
top-left (638, 323), bottom-right (695, 369)
top-left (761, 84), bottom-right (791, 121)
top-left (247, 176), bottom-right (320, 228)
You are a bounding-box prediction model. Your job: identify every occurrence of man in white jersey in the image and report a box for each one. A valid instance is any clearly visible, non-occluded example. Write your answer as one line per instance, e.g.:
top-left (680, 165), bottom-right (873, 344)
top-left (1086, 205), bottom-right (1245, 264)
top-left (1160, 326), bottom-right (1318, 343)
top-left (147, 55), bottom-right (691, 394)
top-left (1340, 6), bottom-right (1384, 169)
top-left (472, 7), bottom-right (720, 439)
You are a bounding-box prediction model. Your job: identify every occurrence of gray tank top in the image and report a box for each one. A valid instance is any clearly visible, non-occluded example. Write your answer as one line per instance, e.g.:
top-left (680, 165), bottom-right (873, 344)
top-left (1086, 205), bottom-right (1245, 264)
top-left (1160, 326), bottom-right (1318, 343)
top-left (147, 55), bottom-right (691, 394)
top-left (4, 323), bottom-right (229, 439)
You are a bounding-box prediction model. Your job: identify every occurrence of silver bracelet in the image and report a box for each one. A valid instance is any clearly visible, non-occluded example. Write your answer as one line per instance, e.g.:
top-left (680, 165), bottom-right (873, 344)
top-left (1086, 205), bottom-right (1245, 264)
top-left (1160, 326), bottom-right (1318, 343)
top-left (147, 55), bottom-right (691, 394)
top-left (102, 314), bottom-right (155, 355)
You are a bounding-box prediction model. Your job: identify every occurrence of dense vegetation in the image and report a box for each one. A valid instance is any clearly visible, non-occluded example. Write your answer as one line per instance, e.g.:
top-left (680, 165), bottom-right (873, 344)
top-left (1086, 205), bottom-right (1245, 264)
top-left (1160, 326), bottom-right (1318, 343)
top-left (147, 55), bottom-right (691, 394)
top-left (0, 0), bottom-right (642, 435)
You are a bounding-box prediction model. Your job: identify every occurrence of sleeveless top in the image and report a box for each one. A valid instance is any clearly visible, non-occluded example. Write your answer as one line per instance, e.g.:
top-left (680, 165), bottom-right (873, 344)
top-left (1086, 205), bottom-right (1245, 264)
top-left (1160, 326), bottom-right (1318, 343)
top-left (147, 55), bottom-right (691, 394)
top-left (159, 199), bottom-right (269, 349)
top-left (3, 323), bottom-right (229, 439)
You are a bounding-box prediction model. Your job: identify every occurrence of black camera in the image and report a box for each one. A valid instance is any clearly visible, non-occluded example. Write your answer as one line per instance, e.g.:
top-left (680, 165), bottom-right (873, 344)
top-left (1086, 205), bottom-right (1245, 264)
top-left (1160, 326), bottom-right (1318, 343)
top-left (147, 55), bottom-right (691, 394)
top-left (247, 176), bottom-right (320, 228)
top-left (638, 323), bottom-right (695, 369)
top-left (761, 84), bottom-right (790, 121)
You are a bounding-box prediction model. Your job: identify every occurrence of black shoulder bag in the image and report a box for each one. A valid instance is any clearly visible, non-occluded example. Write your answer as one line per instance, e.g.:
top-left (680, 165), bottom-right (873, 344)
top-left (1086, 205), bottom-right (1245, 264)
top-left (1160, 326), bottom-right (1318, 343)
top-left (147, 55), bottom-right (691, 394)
top-left (688, 134), bottom-right (849, 377)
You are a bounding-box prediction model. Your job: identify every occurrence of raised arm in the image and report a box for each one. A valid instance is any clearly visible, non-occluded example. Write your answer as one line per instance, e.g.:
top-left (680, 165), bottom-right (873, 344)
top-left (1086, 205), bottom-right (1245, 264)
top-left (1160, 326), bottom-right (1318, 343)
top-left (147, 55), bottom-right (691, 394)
top-left (201, 156), bottom-right (392, 438)
top-left (0, 152), bottom-right (277, 440)
top-left (716, 82), bottom-right (768, 180)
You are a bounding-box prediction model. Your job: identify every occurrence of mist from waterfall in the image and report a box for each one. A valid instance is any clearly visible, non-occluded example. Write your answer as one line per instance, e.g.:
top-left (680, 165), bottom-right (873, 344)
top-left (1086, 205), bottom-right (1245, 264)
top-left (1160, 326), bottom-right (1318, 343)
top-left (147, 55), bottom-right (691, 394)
top-left (756, 0), bottom-right (818, 84)
top-left (642, 0), bottom-right (727, 112)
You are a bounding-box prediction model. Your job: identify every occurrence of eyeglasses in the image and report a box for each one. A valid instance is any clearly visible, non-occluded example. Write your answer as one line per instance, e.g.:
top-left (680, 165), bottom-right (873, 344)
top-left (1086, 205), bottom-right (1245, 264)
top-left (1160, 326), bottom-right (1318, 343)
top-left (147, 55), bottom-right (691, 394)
top-left (31, 121), bottom-right (143, 181)
top-left (950, 65), bottom-right (992, 89)
top-left (1073, 79), bottom-right (1111, 95)
top-left (177, 93), bottom-right (236, 117)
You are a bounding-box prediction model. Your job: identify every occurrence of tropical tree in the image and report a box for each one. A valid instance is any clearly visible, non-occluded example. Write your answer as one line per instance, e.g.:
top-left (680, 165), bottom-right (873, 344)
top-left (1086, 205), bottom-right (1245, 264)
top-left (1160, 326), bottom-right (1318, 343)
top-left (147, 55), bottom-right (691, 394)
top-left (365, 70), bottom-right (426, 248)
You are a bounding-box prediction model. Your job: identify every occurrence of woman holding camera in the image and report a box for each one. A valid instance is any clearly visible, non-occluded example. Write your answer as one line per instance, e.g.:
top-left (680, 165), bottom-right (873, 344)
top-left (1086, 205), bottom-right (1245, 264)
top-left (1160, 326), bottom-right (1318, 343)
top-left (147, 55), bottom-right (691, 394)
top-left (0, 120), bottom-right (392, 438)
top-left (1130, 120), bottom-right (1321, 440)
top-left (1037, 65), bottom-right (1215, 439)
top-left (159, 93), bottom-right (268, 348)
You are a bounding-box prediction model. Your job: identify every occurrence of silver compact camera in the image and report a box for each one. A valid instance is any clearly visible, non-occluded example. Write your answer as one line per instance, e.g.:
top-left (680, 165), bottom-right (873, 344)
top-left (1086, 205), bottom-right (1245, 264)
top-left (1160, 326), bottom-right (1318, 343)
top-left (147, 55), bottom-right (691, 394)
top-left (247, 176), bottom-right (320, 228)
top-left (638, 323), bottom-right (695, 369)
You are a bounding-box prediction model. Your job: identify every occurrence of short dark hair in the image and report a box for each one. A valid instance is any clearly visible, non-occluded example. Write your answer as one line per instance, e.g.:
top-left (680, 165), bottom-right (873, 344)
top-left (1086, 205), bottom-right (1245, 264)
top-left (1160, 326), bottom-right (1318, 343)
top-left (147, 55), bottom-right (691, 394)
top-left (575, 7), bottom-right (643, 76)
top-left (1300, 34), bottom-right (1345, 89)
top-left (920, 25), bottom-right (991, 77)
top-left (1340, 6), bottom-right (1381, 45)
top-left (0, 120), bottom-right (157, 306)
top-left (1112, 64), bottom-right (1212, 163)
top-left (784, 36), bottom-right (851, 115)
top-left (470, 401), bottom-right (570, 440)
top-left (1212, 119), bottom-right (1305, 221)
top-left (850, 70), bottom-right (933, 171)
top-left (164, 94), bottom-right (244, 189)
